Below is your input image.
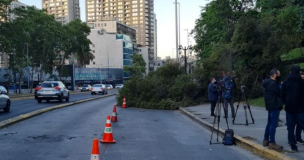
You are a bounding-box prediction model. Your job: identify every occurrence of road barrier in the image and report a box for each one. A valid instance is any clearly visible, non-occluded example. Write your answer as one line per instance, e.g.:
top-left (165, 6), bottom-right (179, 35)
top-left (100, 116), bottom-right (116, 143)
top-left (90, 139), bottom-right (100, 160)
top-left (111, 105), bottom-right (118, 122)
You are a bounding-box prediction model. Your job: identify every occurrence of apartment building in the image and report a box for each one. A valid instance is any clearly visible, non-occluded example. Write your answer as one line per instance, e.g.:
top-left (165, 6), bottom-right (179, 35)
top-left (87, 17), bottom-right (136, 43)
top-left (42, 0), bottom-right (80, 25)
top-left (86, 0), bottom-right (157, 72)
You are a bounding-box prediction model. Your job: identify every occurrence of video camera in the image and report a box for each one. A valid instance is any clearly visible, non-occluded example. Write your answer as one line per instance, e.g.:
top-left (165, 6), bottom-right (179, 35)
top-left (213, 79), bottom-right (225, 91)
top-left (241, 85), bottom-right (246, 93)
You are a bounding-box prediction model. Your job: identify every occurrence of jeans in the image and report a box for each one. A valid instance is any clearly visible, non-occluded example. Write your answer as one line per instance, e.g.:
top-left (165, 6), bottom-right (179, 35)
top-left (295, 124), bottom-right (303, 141)
top-left (210, 101), bottom-right (217, 115)
top-left (286, 112), bottom-right (304, 148)
top-left (264, 109), bottom-right (280, 143)
top-left (224, 98), bottom-right (235, 117)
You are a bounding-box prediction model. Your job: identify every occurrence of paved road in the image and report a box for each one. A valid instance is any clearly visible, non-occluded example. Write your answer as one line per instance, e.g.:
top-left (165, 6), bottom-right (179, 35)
top-left (0, 96), bottom-right (262, 160)
top-left (0, 90), bottom-right (117, 122)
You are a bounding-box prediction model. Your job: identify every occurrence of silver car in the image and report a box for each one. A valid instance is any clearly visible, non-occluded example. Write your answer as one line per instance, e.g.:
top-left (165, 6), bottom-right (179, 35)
top-left (91, 84), bottom-right (108, 95)
top-left (81, 84), bottom-right (91, 92)
top-left (36, 81), bottom-right (69, 103)
top-left (0, 85), bottom-right (10, 112)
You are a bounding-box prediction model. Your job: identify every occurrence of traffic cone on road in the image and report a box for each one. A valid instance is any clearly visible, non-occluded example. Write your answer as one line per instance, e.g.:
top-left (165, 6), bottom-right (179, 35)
top-left (111, 105), bottom-right (118, 122)
top-left (122, 97), bottom-right (127, 108)
top-left (100, 116), bottom-right (116, 143)
top-left (90, 139), bottom-right (100, 160)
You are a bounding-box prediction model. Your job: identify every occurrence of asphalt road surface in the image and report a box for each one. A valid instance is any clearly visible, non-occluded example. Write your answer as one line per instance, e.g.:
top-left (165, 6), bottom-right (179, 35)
top-left (0, 89), bottom-right (117, 122)
top-left (0, 96), bottom-right (263, 160)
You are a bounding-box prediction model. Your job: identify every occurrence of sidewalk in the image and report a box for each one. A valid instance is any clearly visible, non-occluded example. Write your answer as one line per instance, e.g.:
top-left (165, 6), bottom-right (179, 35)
top-left (182, 103), bottom-right (304, 160)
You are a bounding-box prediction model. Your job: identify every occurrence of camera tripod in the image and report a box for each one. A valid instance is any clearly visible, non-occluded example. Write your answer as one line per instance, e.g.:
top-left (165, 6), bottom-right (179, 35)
top-left (210, 91), bottom-right (230, 145)
top-left (232, 89), bottom-right (255, 126)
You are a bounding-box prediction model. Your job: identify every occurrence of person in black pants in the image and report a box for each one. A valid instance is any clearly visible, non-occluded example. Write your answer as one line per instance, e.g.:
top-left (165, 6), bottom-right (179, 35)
top-left (281, 66), bottom-right (304, 152)
top-left (294, 72), bottom-right (304, 144)
top-left (208, 77), bottom-right (218, 117)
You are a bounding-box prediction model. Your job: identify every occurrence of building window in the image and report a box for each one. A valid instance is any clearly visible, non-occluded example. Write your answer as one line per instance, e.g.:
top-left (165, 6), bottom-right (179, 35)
top-left (93, 62), bottom-right (95, 65)
top-left (93, 50), bottom-right (95, 53)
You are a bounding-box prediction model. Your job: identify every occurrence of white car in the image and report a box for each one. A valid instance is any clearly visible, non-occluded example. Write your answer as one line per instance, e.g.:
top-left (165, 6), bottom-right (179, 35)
top-left (106, 84), bottom-right (113, 90)
top-left (81, 84), bottom-right (91, 92)
top-left (91, 84), bottom-right (108, 95)
top-left (0, 85), bottom-right (10, 112)
top-left (116, 84), bottom-right (123, 89)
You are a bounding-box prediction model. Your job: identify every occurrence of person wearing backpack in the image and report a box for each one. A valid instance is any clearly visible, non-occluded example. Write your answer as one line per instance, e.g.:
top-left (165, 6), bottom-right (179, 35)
top-left (262, 69), bottom-right (283, 152)
top-left (223, 76), bottom-right (235, 118)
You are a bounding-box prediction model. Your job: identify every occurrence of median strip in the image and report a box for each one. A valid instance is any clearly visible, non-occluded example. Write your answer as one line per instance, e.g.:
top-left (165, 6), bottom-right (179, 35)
top-left (179, 107), bottom-right (295, 160)
top-left (0, 94), bottom-right (116, 129)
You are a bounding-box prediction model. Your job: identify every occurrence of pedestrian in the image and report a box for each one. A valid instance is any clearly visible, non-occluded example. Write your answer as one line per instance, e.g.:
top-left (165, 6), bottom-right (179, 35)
top-left (208, 77), bottom-right (218, 117)
top-left (262, 69), bottom-right (283, 152)
top-left (223, 74), bottom-right (235, 118)
top-left (281, 65), bottom-right (304, 152)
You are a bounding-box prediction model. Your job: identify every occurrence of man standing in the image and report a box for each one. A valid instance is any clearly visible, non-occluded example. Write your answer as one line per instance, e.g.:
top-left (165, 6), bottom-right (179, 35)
top-left (223, 75), bottom-right (235, 118)
top-left (208, 77), bottom-right (218, 117)
top-left (282, 66), bottom-right (304, 152)
top-left (262, 69), bottom-right (283, 151)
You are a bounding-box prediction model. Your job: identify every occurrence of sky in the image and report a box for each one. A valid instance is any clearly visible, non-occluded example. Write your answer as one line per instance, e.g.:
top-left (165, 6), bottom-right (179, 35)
top-left (19, 0), bottom-right (208, 59)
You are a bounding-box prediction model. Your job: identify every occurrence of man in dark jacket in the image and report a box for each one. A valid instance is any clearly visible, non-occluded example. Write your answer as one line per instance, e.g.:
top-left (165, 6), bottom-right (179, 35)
top-left (223, 75), bottom-right (235, 118)
top-left (281, 65), bottom-right (304, 152)
top-left (263, 69), bottom-right (283, 151)
top-left (208, 77), bottom-right (218, 116)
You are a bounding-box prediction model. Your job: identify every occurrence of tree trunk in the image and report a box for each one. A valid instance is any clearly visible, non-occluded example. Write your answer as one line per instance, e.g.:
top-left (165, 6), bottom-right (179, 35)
top-left (300, 44), bottom-right (304, 57)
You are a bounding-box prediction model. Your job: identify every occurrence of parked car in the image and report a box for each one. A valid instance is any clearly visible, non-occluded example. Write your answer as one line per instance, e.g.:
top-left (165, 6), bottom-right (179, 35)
top-left (106, 84), bottom-right (113, 90)
top-left (34, 84), bottom-right (41, 99)
top-left (116, 84), bottom-right (123, 89)
top-left (91, 84), bottom-right (108, 95)
top-left (0, 85), bottom-right (10, 112)
top-left (81, 84), bottom-right (91, 92)
top-left (36, 81), bottom-right (69, 103)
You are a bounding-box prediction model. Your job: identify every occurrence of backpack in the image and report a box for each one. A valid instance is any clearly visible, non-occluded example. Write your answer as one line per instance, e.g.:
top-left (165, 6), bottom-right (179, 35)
top-left (224, 81), bottom-right (233, 99)
top-left (222, 129), bottom-right (235, 145)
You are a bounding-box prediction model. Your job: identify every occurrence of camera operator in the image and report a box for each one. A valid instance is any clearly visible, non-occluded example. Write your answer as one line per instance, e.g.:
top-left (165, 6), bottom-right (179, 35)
top-left (262, 69), bottom-right (283, 152)
top-left (223, 75), bottom-right (236, 118)
top-left (208, 77), bottom-right (218, 117)
top-left (281, 66), bottom-right (304, 152)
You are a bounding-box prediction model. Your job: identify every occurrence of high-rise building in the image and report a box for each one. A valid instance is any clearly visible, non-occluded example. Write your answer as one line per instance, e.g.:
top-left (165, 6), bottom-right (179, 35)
top-left (152, 13), bottom-right (157, 59)
top-left (86, 0), bottom-right (156, 71)
top-left (42, 0), bottom-right (80, 25)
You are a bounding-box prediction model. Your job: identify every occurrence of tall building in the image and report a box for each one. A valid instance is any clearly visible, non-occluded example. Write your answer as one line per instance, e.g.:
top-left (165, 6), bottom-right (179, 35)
top-left (152, 13), bottom-right (157, 59)
top-left (87, 17), bottom-right (136, 43)
top-left (86, 0), bottom-right (156, 72)
top-left (42, 0), bottom-right (80, 25)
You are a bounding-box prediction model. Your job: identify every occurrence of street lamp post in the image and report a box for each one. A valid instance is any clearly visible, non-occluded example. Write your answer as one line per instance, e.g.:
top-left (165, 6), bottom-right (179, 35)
top-left (178, 45), bottom-right (193, 74)
top-left (24, 43), bottom-right (29, 93)
top-left (175, 0), bottom-right (179, 63)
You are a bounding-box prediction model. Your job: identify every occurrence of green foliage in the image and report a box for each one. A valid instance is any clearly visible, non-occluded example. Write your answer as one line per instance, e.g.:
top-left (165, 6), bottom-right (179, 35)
top-left (249, 97), bottom-right (265, 108)
top-left (124, 54), bottom-right (146, 76)
top-left (192, 0), bottom-right (304, 100)
top-left (117, 61), bottom-right (201, 110)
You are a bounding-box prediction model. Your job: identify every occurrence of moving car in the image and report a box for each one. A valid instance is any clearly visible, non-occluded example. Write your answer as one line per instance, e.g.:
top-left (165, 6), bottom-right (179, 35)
top-left (91, 84), bottom-right (108, 95)
top-left (34, 84), bottom-right (41, 99)
top-left (116, 84), bottom-right (123, 89)
top-left (81, 84), bottom-right (91, 92)
top-left (0, 85), bottom-right (10, 112)
top-left (106, 84), bottom-right (113, 90)
top-left (36, 81), bottom-right (69, 103)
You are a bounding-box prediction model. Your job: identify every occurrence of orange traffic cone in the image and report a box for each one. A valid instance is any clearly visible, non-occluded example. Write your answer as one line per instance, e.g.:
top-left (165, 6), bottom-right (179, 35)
top-left (111, 105), bottom-right (118, 122)
top-left (91, 139), bottom-right (100, 160)
top-left (100, 116), bottom-right (116, 143)
top-left (122, 97), bottom-right (127, 108)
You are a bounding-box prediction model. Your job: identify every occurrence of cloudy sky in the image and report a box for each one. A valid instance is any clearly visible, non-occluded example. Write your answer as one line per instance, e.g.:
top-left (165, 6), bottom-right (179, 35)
top-left (19, 0), bottom-right (208, 58)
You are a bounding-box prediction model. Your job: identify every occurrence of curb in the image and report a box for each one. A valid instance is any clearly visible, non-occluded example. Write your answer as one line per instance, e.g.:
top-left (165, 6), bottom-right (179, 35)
top-left (179, 107), bottom-right (295, 160)
top-left (0, 94), bottom-right (116, 129)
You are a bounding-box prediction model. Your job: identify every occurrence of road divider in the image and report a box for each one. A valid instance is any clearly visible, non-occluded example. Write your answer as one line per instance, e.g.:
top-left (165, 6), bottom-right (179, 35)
top-left (0, 94), bottom-right (116, 129)
top-left (9, 91), bottom-right (94, 101)
top-left (179, 107), bottom-right (294, 160)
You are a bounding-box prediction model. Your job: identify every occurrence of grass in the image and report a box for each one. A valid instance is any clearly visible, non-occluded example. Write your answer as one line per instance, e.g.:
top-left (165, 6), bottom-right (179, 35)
top-left (249, 97), bottom-right (265, 108)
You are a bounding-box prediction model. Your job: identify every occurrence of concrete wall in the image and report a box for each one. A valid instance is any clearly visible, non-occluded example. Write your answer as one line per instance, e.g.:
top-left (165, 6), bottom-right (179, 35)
top-left (138, 47), bottom-right (149, 75)
top-left (86, 30), bottom-right (124, 69)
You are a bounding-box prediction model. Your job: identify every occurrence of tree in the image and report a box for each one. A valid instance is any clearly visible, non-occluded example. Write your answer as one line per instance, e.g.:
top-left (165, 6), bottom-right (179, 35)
top-left (124, 54), bottom-right (146, 77)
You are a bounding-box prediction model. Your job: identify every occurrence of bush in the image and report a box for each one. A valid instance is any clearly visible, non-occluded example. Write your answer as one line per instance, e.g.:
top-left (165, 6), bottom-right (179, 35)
top-left (116, 62), bottom-right (202, 110)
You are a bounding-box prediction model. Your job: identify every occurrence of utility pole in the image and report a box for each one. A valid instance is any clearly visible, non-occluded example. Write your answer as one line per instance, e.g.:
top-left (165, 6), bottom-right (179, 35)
top-left (24, 43), bottom-right (29, 93)
top-left (107, 51), bottom-right (109, 82)
top-left (175, 0), bottom-right (179, 63)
